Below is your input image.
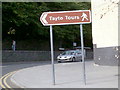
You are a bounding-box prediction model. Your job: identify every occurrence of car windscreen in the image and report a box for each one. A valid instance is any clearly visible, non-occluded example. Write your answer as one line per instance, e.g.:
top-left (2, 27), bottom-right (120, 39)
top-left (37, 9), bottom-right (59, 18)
top-left (61, 51), bottom-right (75, 55)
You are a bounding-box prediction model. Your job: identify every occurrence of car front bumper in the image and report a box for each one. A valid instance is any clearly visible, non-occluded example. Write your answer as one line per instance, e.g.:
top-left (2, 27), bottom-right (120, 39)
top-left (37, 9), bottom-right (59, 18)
top-left (57, 58), bottom-right (72, 62)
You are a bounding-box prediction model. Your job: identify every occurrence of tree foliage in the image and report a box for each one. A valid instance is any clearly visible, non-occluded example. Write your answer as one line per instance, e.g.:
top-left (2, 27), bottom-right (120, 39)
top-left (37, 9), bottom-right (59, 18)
top-left (2, 2), bottom-right (92, 48)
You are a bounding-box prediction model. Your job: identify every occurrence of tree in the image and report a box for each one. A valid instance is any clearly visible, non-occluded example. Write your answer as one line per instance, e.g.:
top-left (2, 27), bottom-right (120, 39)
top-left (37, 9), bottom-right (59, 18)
top-left (2, 2), bottom-right (92, 49)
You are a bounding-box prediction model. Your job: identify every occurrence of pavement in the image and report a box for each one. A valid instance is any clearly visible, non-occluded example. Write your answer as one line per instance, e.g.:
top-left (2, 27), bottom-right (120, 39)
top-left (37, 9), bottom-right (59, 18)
top-left (11, 60), bottom-right (118, 88)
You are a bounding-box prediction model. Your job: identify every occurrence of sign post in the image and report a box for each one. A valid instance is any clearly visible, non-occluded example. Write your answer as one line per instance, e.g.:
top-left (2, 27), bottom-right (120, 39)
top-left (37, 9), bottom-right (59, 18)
top-left (80, 24), bottom-right (86, 85)
top-left (40, 10), bottom-right (91, 85)
top-left (50, 25), bottom-right (55, 85)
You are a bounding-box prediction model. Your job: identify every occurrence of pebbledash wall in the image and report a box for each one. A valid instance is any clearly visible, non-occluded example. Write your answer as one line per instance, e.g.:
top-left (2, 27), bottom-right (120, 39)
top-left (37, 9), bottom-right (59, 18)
top-left (2, 50), bottom-right (93, 62)
top-left (91, 0), bottom-right (120, 65)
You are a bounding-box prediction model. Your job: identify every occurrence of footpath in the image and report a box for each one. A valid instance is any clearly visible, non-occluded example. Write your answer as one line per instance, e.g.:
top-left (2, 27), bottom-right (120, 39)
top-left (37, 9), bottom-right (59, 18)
top-left (11, 61), bottom-right (118, 88)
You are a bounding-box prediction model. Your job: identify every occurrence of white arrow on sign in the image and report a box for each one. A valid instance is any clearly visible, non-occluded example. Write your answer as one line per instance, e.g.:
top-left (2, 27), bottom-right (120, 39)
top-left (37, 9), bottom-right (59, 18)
top-left (40, 12), bottom-right (48, 25)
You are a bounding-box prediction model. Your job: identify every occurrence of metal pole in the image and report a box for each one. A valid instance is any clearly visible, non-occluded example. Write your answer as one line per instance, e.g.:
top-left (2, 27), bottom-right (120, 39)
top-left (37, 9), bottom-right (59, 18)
top-left (80, 24), bottom-right (86, 85)
top-left (50, 25), bottom-right (55, 85)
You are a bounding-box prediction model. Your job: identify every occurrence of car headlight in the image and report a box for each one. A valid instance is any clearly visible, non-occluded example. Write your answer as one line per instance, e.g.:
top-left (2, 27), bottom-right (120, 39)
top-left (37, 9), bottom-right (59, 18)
top-left (66, 56), bottom-right (72, 59)
top-left (57, 56), bottom-right (61, 59)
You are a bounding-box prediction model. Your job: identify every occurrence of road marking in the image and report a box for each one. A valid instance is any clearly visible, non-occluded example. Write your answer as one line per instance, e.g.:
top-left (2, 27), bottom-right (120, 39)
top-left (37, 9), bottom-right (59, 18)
top-left (3, 71), bottom-right (16, 89)
top-left (0, 72), bottom-right (13, 88)
top-left (0, 71), bottom-right (17, 89)
top-left (0, 73), bottom-right (9, 88)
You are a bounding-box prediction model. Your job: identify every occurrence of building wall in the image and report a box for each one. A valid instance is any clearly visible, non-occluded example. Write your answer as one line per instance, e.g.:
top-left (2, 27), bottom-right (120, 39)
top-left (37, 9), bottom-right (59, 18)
top-left (118, 1), bottom-right (120, 66)
top-left (91, 0), bottom-right (119, 65)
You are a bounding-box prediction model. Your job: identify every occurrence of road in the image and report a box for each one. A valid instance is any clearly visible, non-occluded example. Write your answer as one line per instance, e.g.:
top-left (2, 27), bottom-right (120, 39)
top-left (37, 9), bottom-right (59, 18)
top-left (0, 61), bottom-right (52, 89)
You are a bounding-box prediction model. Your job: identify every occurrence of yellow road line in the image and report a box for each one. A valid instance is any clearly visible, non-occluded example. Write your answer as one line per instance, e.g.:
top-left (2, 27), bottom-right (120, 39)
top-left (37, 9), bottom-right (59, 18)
top-left (0, 71), bottom-right (17, 89)
top-left (3, 71), bottom-right (16, 88)
top-left (0, 72), bottom-right (11, 88)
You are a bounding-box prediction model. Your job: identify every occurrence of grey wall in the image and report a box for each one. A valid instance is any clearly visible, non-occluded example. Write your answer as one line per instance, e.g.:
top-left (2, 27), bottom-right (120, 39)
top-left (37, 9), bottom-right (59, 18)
top-left (93, 45), bottom-right (119, 66)
top-left (2, 50), bottom-right (93, 62)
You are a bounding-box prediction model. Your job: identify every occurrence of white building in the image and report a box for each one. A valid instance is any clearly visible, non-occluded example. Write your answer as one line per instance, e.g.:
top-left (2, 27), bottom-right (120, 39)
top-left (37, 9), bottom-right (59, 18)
top-left (91, 0), bottom-right (119, 65)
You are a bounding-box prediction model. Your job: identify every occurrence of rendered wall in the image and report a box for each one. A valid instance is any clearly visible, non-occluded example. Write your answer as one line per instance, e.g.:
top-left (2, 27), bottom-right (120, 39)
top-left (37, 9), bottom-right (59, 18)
top-left (118, 0), bottom-right (120, 65)
top-left (91, 0), bottom-right (119, 65)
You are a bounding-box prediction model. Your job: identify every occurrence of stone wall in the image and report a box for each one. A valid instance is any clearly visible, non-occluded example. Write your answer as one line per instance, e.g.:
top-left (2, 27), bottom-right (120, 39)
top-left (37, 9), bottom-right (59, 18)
top-left (2, 50), bottom-right (93, 62)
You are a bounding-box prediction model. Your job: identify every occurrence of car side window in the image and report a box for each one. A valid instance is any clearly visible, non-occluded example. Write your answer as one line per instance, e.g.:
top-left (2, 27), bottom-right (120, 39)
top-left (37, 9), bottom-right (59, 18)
top-left (76, 51), bottom-right (81, 54)
top-left (78, 52), bottom-right (81, 54)
top-left (70, 52), bottom-right (74, 55)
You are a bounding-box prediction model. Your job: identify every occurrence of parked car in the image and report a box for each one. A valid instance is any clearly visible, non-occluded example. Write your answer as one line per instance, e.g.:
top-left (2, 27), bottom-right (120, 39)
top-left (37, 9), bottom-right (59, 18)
top-left (57, 50), bottom-right (83, 63)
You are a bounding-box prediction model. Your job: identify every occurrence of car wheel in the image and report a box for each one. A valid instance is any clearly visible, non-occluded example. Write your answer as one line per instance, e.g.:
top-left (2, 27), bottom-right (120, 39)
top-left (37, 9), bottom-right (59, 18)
top-left (80, 59), bottom-right (82, 62)
top-left (72, 58), bottom-right (76, 62)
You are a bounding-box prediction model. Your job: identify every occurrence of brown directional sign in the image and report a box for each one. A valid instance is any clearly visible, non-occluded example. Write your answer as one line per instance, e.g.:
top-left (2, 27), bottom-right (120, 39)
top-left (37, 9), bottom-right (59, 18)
top-left (40, 10), bottom-right (91, 26)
